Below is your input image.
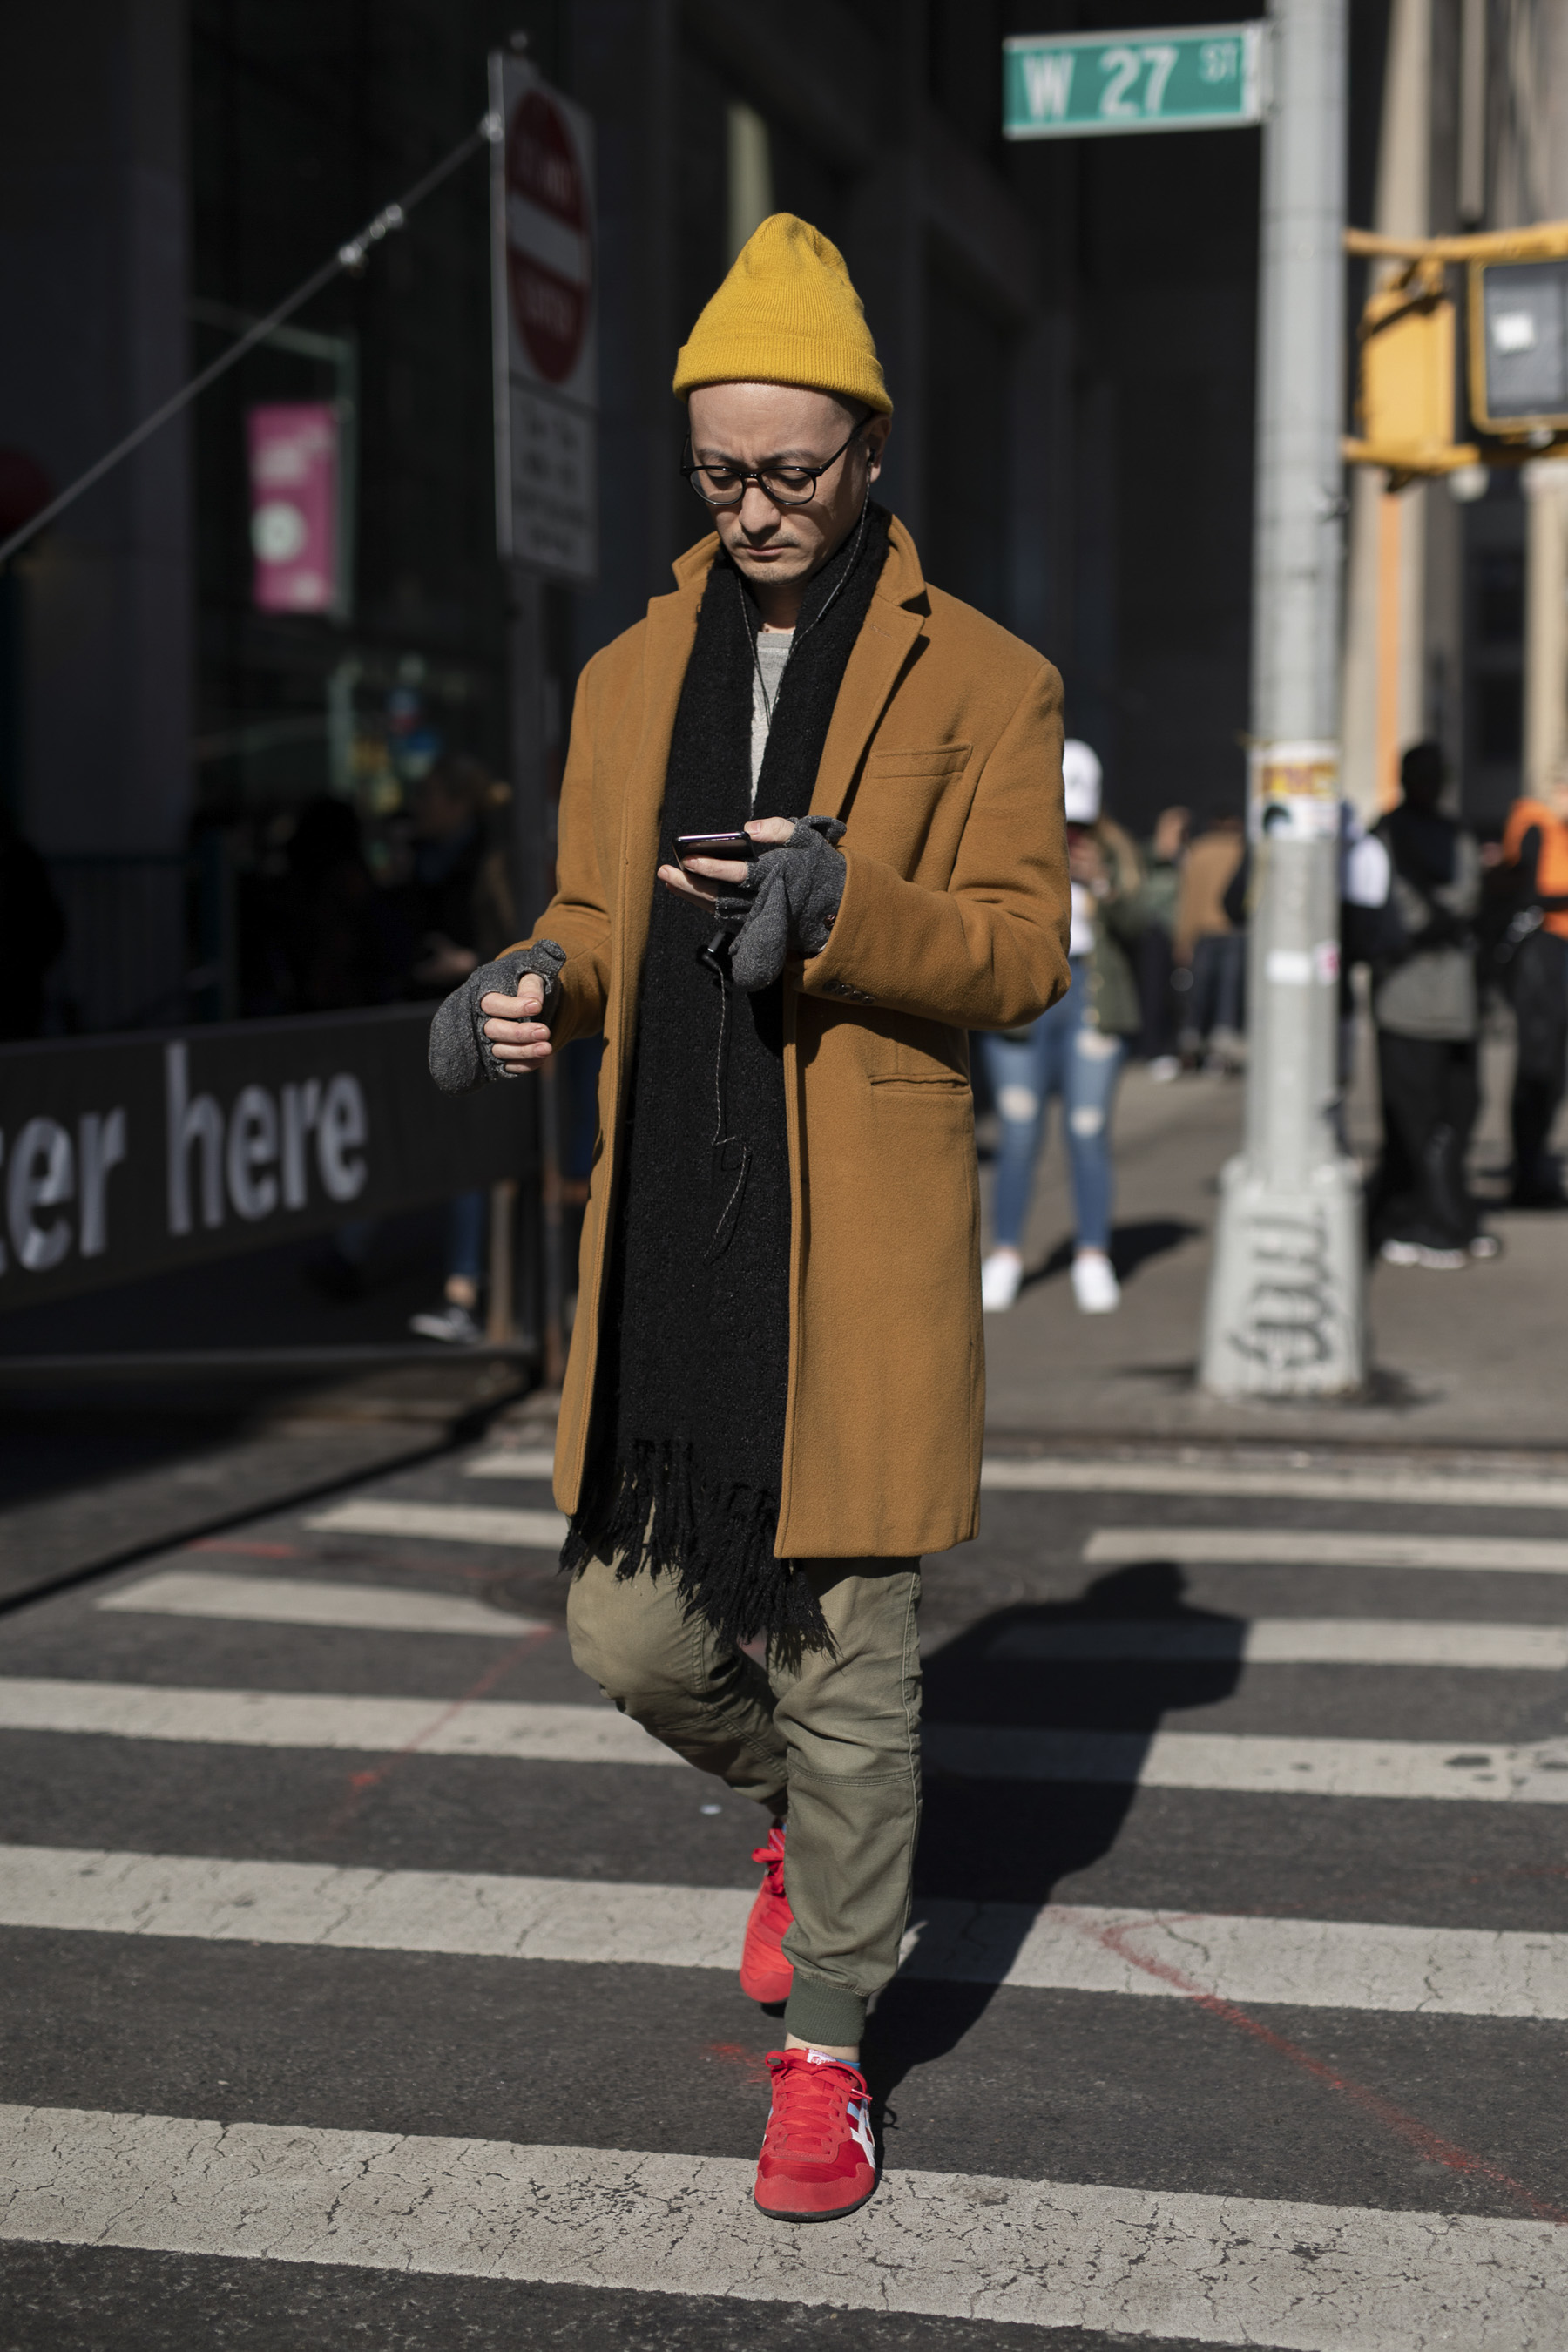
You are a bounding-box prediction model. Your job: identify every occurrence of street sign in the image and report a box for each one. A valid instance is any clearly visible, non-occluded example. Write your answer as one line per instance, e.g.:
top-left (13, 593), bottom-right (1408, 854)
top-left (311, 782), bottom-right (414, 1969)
top-left (1004, 22), bottom-right (1266, 139)
top-left (489, 54), bottom-right (598, 584)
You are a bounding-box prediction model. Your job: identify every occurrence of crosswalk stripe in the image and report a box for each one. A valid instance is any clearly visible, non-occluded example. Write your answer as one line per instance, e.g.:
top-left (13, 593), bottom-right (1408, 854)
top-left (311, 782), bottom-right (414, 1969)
top-left (98, 1571), bottom-right (542, 1639)
top-left (466, 1449), bottom-right (1568, 1511)
top-left (988, 1617), bottom-right (1568, 1667)
top-left (0, 1681), bottom-right (679, 1765)
top-left (7, 1843), bottom-right (1567, 2019)
top-left (108, 1578), bottom-right (1561, 1666)
top-left (4, 2103), bottom-right (1562, 2343)
top-left (301, 1501), bottom-right (1568, 1576)
top-left (982, 1457), bottom-right (1568, 1508)
top-left (465, 1449), bottom-right (556, 1478)
top-left (5, 1677), bottom-right (1568, 1800)
top-left (1085, 1526), bottom-right (1568, 1572)
top-left (304, 1499), bottom-right (567, 1549)
top-left (925, 1724), bottom-right (1568, 1800)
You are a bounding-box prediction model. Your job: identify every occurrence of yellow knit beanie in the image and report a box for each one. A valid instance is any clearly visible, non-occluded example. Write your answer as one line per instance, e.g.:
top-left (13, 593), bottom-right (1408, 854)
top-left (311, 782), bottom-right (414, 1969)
top-left (672, 213), bottom-right (892, 416)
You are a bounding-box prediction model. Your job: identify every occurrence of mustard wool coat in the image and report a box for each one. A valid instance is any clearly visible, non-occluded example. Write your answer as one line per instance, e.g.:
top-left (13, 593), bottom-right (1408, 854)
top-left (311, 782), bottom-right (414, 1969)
top-left (520, 515), bottom-right (1070, 1561)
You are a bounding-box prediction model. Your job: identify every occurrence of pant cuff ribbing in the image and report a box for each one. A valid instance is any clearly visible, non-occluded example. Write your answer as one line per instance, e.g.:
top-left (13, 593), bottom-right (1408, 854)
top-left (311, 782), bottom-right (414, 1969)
top-left (781, 1972), bottom-right (867, 2050)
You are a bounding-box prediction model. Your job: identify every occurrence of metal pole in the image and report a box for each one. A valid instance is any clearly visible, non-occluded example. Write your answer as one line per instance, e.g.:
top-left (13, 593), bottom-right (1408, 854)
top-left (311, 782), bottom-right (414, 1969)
top-left (486, 1177), bottom-right (517, 1347)
top-left (1523, 460), bottom-right (1568, 798)
top-left (508, 563), bottom-right (567, 1389)
top-left (1200, 0), bottom-right (1365, 1396)
top-left (1457, 0), bottom-right (1486, 227)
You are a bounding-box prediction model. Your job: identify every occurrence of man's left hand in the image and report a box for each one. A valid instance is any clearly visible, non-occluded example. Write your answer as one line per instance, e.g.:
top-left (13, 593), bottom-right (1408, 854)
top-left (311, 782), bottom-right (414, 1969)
top-left (659, 815), bottom-right (795, 910)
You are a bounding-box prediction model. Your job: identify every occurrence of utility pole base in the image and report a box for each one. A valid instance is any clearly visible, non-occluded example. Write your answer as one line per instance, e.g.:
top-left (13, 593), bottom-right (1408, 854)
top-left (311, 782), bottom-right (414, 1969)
top-left (1200, 1152), bottom-right (1367, 1398)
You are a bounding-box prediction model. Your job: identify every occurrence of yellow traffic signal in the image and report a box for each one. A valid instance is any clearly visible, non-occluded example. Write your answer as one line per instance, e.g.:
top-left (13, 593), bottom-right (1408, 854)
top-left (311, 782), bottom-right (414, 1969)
top-left (1342, 224), bottom-right (1568, 479)
top-left (1343, 255), bottom-right (1477, 480)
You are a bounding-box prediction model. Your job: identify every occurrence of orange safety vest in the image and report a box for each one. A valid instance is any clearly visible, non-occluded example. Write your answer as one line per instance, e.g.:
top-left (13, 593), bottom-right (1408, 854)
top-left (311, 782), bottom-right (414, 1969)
top-left (1503, 799), bottom-right (1568, 941)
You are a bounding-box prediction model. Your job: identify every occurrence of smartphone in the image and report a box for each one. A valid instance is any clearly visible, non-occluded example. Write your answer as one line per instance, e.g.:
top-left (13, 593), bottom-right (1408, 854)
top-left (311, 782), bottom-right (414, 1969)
top-left (675, 830), bottom-right (765, 860)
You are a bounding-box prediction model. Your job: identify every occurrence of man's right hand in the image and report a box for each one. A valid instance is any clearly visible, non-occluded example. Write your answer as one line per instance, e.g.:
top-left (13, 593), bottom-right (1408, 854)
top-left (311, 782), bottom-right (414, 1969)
top-left (482, 972), bottom-right (552, 1071)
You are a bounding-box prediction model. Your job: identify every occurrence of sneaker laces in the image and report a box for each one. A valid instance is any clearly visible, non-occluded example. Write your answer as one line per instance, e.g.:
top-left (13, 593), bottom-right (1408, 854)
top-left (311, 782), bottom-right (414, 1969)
top-left (750, 1823), bottom-right (786, 1898)
top-left (764, 2049), bottom-right (867, 2154)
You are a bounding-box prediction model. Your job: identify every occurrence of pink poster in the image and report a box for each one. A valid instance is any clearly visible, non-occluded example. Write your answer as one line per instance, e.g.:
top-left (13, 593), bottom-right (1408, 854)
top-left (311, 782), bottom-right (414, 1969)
top-left (247, 403), bottom-right (338, 612)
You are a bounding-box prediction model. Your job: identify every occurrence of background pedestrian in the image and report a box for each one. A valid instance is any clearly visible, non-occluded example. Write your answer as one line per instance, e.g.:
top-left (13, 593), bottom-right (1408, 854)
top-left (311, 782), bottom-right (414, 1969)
top-left (1136, 805), bottom-right (1188, 1079)
top-left (1497, 757), bottom-right (1568, 1210)
top-left (1366, 740), bottom-right (1490, 1269)
top-left (407, 755), bottom-right (516, 1343)
top-left (980, 738), bottom-right (1146, 1316)
top-left (1173, 810), bottom-right (1247, 1073)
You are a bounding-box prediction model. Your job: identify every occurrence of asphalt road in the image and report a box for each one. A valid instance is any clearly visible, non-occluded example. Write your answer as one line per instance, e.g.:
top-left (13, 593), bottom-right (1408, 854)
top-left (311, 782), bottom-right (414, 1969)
top-left (3, 1435), bottom-right (1567, 2349)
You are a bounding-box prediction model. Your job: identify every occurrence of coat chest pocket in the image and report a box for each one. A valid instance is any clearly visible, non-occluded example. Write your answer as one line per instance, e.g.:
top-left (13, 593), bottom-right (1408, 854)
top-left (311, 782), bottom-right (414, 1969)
top-left (862, 743), bottom-right (973, 781)
top-left (868, 1071), bottom-right (970, 1093)
top-left (848, 743), bottom-right (975, 875)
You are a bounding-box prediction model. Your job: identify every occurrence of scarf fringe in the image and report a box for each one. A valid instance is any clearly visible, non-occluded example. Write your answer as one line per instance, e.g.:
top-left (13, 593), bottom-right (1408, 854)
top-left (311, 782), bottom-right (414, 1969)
top-left (561, 1437), bottom-right (831, 1653)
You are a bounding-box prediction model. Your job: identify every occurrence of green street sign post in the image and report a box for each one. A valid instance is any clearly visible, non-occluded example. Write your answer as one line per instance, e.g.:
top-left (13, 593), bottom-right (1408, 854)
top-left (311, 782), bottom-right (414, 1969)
top-left (1004, 22), bottom-right (1266, 139)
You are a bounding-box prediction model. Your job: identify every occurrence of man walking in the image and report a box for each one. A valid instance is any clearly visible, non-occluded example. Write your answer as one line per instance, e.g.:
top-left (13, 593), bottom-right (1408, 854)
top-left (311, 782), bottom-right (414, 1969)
top-left (431, 214), bottom-right (1068, 2220)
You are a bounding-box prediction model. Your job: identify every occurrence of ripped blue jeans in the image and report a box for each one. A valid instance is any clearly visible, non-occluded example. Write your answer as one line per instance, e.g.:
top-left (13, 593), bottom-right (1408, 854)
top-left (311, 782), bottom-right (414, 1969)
top-left (981, 961), bottom-right (1125, 1254)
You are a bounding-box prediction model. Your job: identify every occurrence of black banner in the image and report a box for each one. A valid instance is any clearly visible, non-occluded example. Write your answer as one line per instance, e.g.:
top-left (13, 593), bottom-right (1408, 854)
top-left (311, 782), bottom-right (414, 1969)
top-left (0, 1004), bottom-right (534, 1314)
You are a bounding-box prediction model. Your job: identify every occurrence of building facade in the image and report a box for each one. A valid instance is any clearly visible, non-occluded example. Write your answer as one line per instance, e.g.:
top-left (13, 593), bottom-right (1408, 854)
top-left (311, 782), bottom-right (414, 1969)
top-left (2, 0), bottom-right (1318, 1031)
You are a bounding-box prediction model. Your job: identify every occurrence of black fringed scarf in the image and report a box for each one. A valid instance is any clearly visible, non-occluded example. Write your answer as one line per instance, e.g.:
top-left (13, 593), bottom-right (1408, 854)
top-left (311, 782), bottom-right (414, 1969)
top-left (560, 502), bottom-right (891, 1651)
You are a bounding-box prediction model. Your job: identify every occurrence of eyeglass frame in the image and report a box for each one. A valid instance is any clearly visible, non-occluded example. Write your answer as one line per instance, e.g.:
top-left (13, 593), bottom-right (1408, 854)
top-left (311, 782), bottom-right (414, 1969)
top-left (679, 416), bottom-right (871, 510)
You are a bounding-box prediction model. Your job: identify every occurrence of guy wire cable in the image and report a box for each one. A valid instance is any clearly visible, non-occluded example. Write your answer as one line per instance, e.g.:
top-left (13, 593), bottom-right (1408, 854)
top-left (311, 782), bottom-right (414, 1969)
top-left (0, 110), bottom-right (503, 571)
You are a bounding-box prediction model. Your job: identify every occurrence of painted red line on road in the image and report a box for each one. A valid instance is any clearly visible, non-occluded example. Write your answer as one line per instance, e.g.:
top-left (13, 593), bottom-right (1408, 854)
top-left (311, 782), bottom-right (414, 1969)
top-left (186, 1539), bottom-right (300, 1558)
top-left (705, 2041), bottom-right (771, 2087)
top-left (320, 1632), bottom-right (550, 1835)
top-left (1084, 1916), bottom-right (1568, 2228)
top-left (309, 1553), bottom-right (507, 1585)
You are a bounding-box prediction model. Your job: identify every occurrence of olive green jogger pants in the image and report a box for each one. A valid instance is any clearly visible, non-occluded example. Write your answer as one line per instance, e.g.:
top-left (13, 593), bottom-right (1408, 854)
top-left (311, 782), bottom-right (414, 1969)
top-left (566, 1553), bottom-right (923, 2050)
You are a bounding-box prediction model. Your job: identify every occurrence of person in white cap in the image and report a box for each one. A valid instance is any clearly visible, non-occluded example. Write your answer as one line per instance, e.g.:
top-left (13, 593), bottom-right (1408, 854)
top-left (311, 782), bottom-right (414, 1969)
top-left (980, 739), bottom-right (1148, 1315)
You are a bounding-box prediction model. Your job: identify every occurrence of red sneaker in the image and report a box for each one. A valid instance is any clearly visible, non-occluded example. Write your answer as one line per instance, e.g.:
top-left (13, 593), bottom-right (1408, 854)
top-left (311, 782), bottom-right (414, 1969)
top-left (754, 2048), bottom-right (878, 2221)
top-left (739, 1823), bottom-right (793, 2004)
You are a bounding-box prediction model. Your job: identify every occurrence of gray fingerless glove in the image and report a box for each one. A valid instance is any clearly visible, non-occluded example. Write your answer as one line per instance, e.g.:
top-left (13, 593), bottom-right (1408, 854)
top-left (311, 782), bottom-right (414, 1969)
top-left (428, 939), bottom-right (567, 1094)
top-left (721, 816), bottom-right (847, 993)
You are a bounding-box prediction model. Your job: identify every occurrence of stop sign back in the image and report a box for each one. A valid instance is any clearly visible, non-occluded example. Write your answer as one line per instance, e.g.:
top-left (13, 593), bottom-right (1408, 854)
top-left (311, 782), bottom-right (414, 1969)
top-left (490, 55), bottom-right (597, 581)
top-left (507, 91), bottom-right (591, 389)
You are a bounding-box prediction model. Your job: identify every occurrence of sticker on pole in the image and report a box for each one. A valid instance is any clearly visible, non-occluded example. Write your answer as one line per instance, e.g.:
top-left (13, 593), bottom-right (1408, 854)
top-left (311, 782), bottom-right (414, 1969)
top-left (1249, 740), bottom-right (1340, 841)
top-left (490, 53), bottom-right (598, 583)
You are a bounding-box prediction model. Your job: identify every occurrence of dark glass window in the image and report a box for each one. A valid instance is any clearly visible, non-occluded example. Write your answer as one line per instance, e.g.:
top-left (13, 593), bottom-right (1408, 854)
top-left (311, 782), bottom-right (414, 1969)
top-left (1477, 674), bottom-right (1523, 760)
top-left (1477, 551), bottom-right (1524, 645)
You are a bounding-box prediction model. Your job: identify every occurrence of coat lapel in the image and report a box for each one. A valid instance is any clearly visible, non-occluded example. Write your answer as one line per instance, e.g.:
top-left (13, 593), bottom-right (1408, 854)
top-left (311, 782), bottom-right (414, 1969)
top-left (610, 549), bottom-right (709, 1044)
top-left (810, 517), bottom-right (929, 821)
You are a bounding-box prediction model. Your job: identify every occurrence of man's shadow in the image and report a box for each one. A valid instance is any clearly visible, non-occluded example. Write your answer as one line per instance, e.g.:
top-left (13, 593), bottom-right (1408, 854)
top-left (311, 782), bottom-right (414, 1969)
top-left (862, 1559), bottom-right (1245, 2132)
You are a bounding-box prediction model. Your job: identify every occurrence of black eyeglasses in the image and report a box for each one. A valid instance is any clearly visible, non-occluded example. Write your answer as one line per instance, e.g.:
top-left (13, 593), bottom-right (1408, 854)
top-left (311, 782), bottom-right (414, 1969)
top-left (680, 418), bottom-right (868, 509)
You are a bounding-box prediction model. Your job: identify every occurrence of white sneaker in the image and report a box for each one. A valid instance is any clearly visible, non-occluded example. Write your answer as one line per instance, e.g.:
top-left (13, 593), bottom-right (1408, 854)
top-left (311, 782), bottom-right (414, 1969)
top-left (1071, 1253), bottom-right (1120, 1314)
top-left (981, 1251), bottom-right (1024, 1312)
top-left (1147, 1055), bottom-right (1180, 1083)
top-left (409, 1302), bottom-right (483, 1344)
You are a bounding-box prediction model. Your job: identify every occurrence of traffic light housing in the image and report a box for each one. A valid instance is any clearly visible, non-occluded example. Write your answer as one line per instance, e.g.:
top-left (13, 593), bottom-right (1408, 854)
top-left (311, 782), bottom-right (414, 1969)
top-left (1342, 224), bottom-right (1568, 481)
top-left (1344, 254), bottom-right (1473, 477)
